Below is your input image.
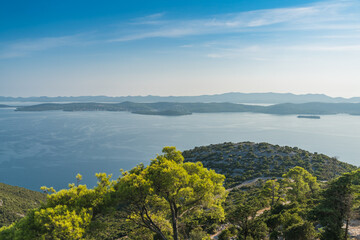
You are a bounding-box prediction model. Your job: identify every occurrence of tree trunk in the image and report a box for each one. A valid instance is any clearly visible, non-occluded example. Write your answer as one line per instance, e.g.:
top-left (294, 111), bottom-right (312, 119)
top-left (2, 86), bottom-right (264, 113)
top-left (142, 206), bottom-right (168, 240)
top-left (170, 202), bottom-right (179, 240)
top-left (344, 218), bottom-right (349, 240)
top-left (157, 231), bottom-right (168, 240)
top-left (172, 214), bottom-right (179, 240)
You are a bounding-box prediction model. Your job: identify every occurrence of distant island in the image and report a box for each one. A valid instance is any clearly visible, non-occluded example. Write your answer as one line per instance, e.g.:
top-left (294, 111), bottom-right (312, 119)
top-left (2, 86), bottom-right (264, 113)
top-left (14, 101), bottom-right (360, 116)
top-left (297, 115), bottom-right (321, 119)
top-left (2, 92), bottom-right (360, 104)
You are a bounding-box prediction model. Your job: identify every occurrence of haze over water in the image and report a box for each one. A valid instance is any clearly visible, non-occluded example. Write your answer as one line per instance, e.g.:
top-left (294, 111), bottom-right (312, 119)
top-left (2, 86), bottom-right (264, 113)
top-left (1, 108), bottom-right (359, 191)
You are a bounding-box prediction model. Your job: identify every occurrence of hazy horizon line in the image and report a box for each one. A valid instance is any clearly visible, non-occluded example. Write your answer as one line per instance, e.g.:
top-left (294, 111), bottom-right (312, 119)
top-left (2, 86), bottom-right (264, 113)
top-left (1, 91), bottom-right (359, 99)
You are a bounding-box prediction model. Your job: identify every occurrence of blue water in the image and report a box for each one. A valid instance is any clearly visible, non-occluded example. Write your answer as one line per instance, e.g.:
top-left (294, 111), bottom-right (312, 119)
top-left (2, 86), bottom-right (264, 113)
top-left (1, 108), bottom-right (360, 191)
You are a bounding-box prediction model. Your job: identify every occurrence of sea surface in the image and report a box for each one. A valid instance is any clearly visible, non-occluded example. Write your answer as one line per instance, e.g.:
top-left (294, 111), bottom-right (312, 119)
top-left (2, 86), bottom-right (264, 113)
top-left (1, 108), bottom-right (360, 191)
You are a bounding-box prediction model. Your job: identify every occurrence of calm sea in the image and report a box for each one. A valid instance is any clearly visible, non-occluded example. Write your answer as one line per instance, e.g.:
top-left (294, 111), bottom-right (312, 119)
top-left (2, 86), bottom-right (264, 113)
top-left (1, 108), bottom-right (360, 191)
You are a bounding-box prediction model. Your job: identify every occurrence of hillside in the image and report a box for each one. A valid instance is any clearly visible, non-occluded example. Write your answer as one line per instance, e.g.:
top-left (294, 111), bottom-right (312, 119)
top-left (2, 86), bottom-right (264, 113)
top-left (0, 183), bottom-right (46, 227)
top-left (183, 142), bottom-right (357, 188)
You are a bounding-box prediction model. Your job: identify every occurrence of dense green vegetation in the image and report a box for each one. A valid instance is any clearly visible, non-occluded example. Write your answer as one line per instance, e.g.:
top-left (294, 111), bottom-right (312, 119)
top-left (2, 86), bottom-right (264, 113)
top-left (183, 142), bottom-right (357, 188)
top-left (219, 167), bottom-right (319, 240)
top-left (116, 147), bottom-right (226, 240)
top-left (0, 143), bottom-right (359, 239)
top-left (0, 147), bottom-right (227, 240)
top-left (220, 167), bottom-right (360, 240)
top-left (15, 101), bottom-right (360, 116)
top-left (0, 183), bottom-right (46, 227)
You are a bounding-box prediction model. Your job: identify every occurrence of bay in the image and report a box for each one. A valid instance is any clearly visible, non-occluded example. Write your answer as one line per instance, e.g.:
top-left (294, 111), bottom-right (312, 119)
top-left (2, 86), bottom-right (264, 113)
top-left (0, 108), bottom-right (359, 191)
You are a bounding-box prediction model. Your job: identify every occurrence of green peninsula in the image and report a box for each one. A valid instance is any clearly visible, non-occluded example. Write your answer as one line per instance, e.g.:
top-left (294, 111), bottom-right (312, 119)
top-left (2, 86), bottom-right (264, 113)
top-left (15, 101), bottom-right (360, 116)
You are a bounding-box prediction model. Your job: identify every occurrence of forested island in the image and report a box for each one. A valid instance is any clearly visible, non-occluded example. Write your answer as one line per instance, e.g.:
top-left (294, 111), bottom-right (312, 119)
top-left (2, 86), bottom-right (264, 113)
top-left (14, 101), bottom-right (360, 116)
top-left (0, 142), bottom-right (359, 240)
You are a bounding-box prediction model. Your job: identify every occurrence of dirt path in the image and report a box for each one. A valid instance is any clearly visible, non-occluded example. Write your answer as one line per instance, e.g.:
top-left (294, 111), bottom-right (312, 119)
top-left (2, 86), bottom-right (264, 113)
top-left (210, 224), bottom-right (228, 239)
top-left (227, 177), bottom-right (273, 192)
top-left (348, 219), bottom-right (360, 239)
top-left (210, 178), bottom-right (274, 239)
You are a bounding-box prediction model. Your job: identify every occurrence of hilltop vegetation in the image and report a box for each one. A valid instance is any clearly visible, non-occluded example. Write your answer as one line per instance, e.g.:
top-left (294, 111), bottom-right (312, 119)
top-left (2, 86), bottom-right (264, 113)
top-left (0, 144), bottom-right (358, 239)
top-left (0, 183), bottom-right (46, 227)
top-left (183, 142), bottom-right (357, 188)
top-left (14, 101), bottom-right (360, 116)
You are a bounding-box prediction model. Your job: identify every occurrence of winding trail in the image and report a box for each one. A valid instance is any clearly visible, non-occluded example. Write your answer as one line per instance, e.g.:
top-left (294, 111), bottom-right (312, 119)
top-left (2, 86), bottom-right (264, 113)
top-left (211, 177), bottom-right (273, 239)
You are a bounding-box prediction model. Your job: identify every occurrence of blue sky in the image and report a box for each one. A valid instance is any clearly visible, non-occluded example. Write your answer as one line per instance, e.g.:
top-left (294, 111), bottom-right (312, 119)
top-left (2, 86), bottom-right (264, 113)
top-left (1, 0), bottom-right (360, 97)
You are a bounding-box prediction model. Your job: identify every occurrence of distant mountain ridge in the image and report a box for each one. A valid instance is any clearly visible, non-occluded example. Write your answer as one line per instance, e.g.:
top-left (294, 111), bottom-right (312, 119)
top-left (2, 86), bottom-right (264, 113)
top-left (2, 92), bottom-right (360, 104)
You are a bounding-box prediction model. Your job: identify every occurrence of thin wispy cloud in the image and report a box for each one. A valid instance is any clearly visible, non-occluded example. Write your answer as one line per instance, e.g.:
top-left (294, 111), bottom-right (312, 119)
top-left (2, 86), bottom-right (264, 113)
top-left (206, 45), bottom-right (264, 59)
top-left (205, 43), bottom-right (360, 60)
top-left (315, 34), bottom-right (360, 39)
top-left (110, 0), bottom-right (359, 42)
top-left (179, 44), bottom-right (194, 48)
top-left (131, 12), bottom-right (167, 25)
top-left (288, 45), bottom-right (360, 51)
top-left (1, 0), bottom-right (360, 59)
top-left (202, 7), bottom-right (319, 28)
top-left (0, 34), bottom-right (87, 59)
top-left (13, 36), bottom-right (77, 51)
top-left (108, 28), bottom-right (198, 42)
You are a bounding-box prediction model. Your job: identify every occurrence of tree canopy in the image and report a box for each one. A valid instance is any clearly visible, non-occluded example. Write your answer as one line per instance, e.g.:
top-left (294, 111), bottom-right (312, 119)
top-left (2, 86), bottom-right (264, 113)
top-left (0, 173), bottom-right (114, 240)
top-left (115, 146), bottom-right (227, 240)
top-left (314, 169), bottom-right (360, 240)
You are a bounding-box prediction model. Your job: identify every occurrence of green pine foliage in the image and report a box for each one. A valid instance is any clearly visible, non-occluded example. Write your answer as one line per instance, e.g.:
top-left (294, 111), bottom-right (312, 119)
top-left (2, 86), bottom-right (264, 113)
top-left (0, 147), bottom-right (227, 240)
top-left (313, 169), bottom-right (360, 240)
top-left (222, 167), bottom-right (320, 240)
top-left (114, 147), bottom-right (227, 240)
top-left (0, 173), bottom-right (114, 240)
